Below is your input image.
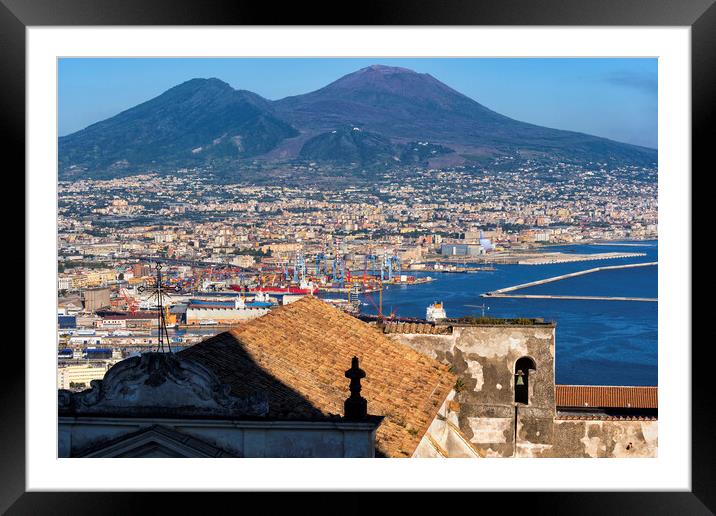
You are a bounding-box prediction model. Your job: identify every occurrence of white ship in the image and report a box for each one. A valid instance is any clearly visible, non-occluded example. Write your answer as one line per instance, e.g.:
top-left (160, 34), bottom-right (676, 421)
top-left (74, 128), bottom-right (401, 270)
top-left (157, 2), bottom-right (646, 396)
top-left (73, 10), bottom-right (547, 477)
top-left (426, 302), bottom-right (447, 322)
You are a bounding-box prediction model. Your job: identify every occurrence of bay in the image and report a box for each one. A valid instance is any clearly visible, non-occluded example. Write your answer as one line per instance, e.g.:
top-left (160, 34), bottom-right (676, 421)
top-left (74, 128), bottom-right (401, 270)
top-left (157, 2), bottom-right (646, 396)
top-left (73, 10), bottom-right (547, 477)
top-left (355, 240), bottom-right (658, 386)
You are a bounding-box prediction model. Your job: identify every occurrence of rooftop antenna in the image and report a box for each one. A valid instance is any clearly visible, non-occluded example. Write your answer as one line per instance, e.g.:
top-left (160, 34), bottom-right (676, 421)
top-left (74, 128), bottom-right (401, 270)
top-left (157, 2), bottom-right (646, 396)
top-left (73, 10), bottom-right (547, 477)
top-left (138, 262), bottom-right (180, 353)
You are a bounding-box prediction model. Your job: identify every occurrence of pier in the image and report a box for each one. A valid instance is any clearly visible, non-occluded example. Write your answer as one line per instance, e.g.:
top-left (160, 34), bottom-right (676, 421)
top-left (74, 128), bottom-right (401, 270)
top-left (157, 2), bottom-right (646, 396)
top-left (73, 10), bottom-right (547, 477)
top-left (415, 266), bottom-right (496, 273)
top-left (482, 261), bottom-right (657, 301)
top-left (423, 250), bottom-right (648, 265)
top-left (517, 252), bottom-right (646, 265)
top-left (483, 294), bottom-right (656, 302)
top-left (589, 242), bottom-right (656, 247)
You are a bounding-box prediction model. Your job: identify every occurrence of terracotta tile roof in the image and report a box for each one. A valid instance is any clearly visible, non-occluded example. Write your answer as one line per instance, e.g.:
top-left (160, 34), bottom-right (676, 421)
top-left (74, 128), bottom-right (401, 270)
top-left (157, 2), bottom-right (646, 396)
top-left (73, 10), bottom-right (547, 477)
top-left (178, 296), bottom-right (456, 458)
top-left (380, 321), bottom-right (453, 335)
top-left (556, 385), bottom-right (657, 409)
top-left (556, 413), bottom-right (657, 421)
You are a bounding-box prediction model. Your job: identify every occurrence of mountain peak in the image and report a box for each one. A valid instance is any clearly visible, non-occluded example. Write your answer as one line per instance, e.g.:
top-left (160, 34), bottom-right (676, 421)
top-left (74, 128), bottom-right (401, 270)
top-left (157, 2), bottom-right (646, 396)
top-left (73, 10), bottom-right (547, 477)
top-left (172, 77), bottom-right (233, 92)
top-left (274, 62), bottom-right (491, 136)
top-left (358, 64), bottom-right (417, 74)
top-left (331, 64), bottom-right (429, 86)
top-left (314, 63), bottom-right (460, 100)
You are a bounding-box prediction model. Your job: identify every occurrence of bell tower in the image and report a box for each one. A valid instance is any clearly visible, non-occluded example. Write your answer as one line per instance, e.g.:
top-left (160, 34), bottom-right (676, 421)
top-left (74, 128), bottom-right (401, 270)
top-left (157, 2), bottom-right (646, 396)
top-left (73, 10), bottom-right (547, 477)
top-left (514, 356), bottom-right (537, 405)
top-left (430, 321), bottom-right (556, 457)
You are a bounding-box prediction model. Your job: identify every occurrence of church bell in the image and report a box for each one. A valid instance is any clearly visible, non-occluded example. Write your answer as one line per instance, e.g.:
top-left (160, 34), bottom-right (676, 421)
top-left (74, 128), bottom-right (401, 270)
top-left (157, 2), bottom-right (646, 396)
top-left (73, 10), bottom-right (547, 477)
top-left (515, 370), bottom-right (525, 386)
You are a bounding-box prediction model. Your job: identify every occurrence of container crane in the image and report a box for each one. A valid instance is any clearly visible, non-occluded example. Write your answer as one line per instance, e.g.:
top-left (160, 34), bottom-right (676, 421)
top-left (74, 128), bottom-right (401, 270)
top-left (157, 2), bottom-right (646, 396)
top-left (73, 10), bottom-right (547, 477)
top-left (332, 256), bottom-right (346, 288)
top-left (315, 252), bottom-right (327, 276)
top-left (293, 252), bottom-right (306, 283)
top-left (364, 254), bottom-right (379, 283)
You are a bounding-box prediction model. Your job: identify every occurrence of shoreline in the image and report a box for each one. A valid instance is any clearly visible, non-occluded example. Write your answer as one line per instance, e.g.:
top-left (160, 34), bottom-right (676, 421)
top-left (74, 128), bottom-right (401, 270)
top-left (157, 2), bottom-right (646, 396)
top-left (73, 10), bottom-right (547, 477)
top-left (528, 237), bottom-right (657, 249)
top-left (420, 238), bottom-right (657, 266)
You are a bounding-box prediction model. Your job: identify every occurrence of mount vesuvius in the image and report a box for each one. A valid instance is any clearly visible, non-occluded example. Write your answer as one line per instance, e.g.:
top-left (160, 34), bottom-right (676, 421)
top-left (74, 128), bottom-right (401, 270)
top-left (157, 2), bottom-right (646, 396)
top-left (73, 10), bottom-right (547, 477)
top-left (59, 65), bottom-right (657, 179)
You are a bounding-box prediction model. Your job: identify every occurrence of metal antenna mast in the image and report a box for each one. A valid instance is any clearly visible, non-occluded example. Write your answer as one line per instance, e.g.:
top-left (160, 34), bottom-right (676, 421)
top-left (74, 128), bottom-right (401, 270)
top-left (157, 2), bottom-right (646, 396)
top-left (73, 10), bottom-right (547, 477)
top-left (138, 263), bottom-right (179, 353)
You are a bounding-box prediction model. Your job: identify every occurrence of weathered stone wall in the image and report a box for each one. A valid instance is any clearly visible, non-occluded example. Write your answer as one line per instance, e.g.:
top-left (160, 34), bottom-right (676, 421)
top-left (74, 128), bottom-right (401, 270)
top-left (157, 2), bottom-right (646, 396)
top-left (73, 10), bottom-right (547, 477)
top-left (389, 323), bottom-right (657, 458)
top-left (528, 419), bottom-right (658, 458)
top-left (390, 324), bottom-right (556, 457)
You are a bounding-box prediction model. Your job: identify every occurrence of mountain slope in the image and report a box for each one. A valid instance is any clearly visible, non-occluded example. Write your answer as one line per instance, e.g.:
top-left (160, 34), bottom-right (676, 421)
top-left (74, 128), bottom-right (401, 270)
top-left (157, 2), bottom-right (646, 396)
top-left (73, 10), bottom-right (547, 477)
top-left (298, 127), bottom-right (397, 166)
top-left (276, 65), bottom-right (657, 165)
top-left (400, 141), bottom-right (455, 164)
top-left (59, 78), bottom-right (298, 178)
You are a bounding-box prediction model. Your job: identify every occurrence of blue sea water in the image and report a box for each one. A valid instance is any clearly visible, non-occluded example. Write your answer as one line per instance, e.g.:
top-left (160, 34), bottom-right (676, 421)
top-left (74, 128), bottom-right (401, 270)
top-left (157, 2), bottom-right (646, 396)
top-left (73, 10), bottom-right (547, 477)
top-left (355, 240), bottom-right (658, 386)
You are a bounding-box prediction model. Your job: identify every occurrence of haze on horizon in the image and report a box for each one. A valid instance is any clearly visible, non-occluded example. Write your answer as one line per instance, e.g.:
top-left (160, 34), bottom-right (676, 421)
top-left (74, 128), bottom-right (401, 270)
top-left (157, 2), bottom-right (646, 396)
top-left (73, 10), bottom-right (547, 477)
top-left (58, 58), bottom-right (657, 149)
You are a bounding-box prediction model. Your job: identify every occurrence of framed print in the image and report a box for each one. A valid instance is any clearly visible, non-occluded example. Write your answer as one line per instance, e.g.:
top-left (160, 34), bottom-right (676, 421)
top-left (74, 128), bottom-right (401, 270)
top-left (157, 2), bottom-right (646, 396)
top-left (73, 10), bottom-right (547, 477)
top-left (5, 0), bottom-right (709, 512)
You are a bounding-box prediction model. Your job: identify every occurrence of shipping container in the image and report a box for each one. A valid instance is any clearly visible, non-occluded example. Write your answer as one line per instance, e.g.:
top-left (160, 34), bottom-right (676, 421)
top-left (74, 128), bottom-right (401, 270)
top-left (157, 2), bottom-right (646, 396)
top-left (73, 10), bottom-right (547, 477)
top-left (58, 315), bottom-right (77, 329)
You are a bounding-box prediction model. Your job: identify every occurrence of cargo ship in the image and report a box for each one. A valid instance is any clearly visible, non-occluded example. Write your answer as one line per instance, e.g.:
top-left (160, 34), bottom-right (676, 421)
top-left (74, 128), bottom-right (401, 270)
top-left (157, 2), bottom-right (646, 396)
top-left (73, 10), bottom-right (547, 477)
top-left (382, 275), bottom-right (434, 286)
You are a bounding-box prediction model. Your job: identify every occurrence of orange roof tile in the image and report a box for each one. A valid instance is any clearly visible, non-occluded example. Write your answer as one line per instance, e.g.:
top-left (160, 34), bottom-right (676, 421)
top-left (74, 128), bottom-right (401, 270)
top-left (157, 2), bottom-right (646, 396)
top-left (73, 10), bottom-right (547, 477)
top-left (556, 385), bottom-right (657, 409)
top-left (556, 414), bottom-right (657, 421)
top-left (380, 321), bottom-right (452, 335)
top-left (178, 296), bottom-right (456, 457)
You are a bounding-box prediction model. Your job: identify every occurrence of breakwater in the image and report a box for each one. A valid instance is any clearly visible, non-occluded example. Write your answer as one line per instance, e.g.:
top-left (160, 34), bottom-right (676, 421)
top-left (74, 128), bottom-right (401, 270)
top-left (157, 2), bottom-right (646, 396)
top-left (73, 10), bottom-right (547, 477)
top-left (482, 261), bottom-right (658, 299)
top-left (484, 294), bottom-right (657, 302)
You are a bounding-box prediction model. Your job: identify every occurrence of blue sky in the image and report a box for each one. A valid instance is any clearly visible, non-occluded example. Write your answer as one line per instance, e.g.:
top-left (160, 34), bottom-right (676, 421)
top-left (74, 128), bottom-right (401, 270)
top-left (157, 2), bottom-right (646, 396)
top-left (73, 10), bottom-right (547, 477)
top-left (58, 58), bottom-right (657, 148)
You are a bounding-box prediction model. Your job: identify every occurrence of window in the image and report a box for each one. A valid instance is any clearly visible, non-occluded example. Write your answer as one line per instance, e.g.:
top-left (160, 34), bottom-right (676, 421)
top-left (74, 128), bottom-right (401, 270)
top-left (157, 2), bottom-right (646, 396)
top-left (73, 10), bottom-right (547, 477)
top-left (514, 356), bottom-right (537, 405)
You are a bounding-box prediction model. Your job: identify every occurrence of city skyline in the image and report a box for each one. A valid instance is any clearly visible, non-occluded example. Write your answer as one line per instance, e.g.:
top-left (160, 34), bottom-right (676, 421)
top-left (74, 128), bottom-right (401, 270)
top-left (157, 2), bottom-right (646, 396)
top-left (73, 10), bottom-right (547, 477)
top-left (58, 57), bottom-right (658, 148)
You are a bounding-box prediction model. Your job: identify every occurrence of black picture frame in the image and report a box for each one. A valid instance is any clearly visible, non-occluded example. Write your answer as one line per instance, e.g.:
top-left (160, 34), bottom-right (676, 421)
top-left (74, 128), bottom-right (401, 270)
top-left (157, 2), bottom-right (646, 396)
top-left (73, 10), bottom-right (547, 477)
top-left (4, 0), bottom-right (708, 512)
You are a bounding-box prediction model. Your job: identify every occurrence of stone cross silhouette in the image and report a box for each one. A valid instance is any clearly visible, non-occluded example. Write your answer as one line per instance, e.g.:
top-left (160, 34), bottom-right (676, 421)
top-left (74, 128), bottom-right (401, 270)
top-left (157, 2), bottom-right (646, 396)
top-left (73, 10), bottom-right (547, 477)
top-left (344, 356), bottom-right (367, 420)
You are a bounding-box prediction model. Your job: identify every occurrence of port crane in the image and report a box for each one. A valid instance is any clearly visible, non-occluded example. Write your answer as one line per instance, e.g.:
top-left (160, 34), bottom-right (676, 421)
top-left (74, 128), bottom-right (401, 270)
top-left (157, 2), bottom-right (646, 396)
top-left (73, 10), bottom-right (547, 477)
top-left (363, 288), bottom-right (395, 320)
top-left (120, 287), bottom-right (139, 314)
top-left (292, 252), bottom-right (307, 283)
top-left (364, 254), bottom-right (379, 283)
top-left (332, 255), bottom-right (346, 288)
top-left (315, 252), bottom-right (327, 276)
top-left (380, 253), bottom-right (401, 281)
top-left (466, 304), bottom-right (489, 317)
